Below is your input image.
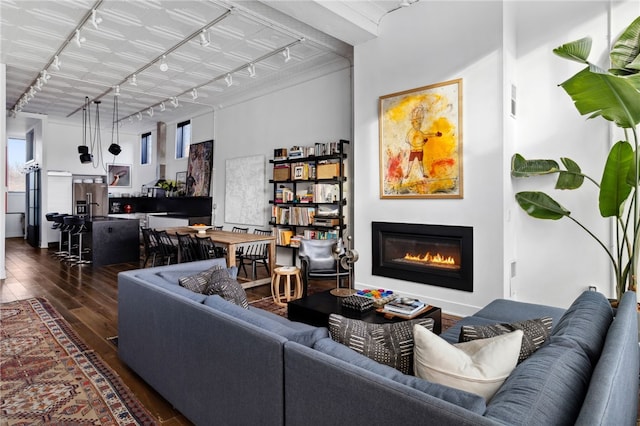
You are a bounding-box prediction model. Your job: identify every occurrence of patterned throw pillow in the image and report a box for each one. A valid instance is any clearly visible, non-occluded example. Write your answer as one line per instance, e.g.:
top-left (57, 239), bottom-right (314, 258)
top-left (178, 265), bottom-right (224, 294)
top-left (328, 314), bottom-right (434, 374)
top-left (204, 268), bottom-right (249, 309)
top-left (459, 317), bottom-right (553, 364)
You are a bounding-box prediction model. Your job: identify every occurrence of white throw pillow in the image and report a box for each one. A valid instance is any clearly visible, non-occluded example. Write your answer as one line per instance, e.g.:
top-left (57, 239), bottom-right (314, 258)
top-left (413, 325), bottom-right (523, 401)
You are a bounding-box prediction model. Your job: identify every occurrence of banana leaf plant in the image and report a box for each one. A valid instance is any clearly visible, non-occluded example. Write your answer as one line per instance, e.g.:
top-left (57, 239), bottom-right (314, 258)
top-left (511, 16), bottom-right (640, 302)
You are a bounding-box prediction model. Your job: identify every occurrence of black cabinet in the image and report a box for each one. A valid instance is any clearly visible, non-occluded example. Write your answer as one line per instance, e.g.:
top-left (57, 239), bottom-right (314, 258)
top-left (87, 218), bottom-right (140, 267)
top-left (269, 140), bottom-right (349, 257)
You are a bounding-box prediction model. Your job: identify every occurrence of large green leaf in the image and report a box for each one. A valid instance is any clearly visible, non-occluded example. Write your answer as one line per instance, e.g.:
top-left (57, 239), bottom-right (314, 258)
top-left (556, 157), bottom-right (584, 189)
top-left (511, 154), bottom-right (560, 177)
top-left (553, 37), bottom-right (592, 64)
top-left (559, 67), bottom-right (640, 128)
top-left (599, 141), bottom-right (634, 217)
top-left (515, 192), bottom-right (570, 220)
top-left (610, 16), bottom-right (640, 73)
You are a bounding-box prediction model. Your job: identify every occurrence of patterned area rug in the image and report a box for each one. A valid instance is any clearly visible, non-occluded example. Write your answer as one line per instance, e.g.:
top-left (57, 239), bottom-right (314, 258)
top-left (0, 297), bottom-right (156, 425)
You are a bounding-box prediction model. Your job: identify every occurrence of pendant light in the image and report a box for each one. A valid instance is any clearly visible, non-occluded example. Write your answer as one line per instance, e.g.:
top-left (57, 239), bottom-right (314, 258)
top-left (108, 93), bottom-right (121, 156)
top-left (79, 97), bottom-right (93, 163)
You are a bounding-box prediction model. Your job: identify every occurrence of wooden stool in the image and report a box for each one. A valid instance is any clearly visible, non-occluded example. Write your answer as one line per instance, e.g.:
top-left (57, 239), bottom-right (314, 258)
top-left (271, 266), bottom-right (302, 307)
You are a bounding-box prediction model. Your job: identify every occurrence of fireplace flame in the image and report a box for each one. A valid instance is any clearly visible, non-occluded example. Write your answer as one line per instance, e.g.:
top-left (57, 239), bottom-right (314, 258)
top-left (404, 252), bottom-right (456, 266)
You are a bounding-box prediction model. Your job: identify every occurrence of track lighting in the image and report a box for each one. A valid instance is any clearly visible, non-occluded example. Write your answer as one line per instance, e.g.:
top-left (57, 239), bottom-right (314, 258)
top-left (225, 73), bottom-right (233, 87)
top-left (52, 55), bottom-right (61, 70)
top-left (159, 102), bottom-right (166, 112)
top-left (91, 9), bottom-right (102, 29)
top-left (282, 47), bottom-right (291, 63)
top-left (199, 29), bottom-right (210, 47)
top-left (247, 63), bottom-right (256, 78)
top-left (128, 116), bottom-right (133, 123)
top-left (147, 107), bottom-right (154, 117)
top-left (114, 85), bottom-right (120, 96)
top-left (41, 70), bottom-right (50, 82)
top-left (75, 29), bottom-right (85, 48)
top-left (191, 88), bottom-right (198, 100)
top-left (35, 78), bottom-right (43, 90)
top-left (137, 112), bottom-right (142, 121)
top-left (130, 74), bottom-right (137, 86)
top-left (171, 97), bottom-right (179, 108)
top-left (159, 55), bottom-right (168, 72)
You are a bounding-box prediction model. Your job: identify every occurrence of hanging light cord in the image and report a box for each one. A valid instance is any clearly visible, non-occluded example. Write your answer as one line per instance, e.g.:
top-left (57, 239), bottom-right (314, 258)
top-left (111, 94), bottom-right (119, 158)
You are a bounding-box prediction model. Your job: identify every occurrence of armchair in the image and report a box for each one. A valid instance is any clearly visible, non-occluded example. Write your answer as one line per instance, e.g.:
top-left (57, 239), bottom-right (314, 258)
top-left (298, 238), bottom-right (349, 297)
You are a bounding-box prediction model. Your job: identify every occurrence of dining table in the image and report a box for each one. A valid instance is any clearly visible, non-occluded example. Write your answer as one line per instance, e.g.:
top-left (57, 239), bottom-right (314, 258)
top-left (161, 227), bottom-right (276, 288)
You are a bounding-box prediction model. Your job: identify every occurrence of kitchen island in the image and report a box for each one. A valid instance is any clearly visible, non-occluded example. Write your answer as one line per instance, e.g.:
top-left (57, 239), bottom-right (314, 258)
top-left (86, 217), bottom-right (140, 267)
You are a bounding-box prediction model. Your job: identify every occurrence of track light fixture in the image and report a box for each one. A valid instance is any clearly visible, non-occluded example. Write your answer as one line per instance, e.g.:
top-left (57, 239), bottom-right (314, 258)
top-left (130, 74), bottom-right (137, 86)
top-left (282, 47), bottom-right (291, 63)
top-left (247, 63), bottom-right (256, 78)
top-left (75, 29), bottom-right (85, 48)
top-left (137, 112), bottom-right (142, 121)
top-left (171, 97), bottom-right (179, 108)
top-left (199, 29), bottom-right (210, 47)
top-left (114, 85), bottom-right (120, 96)
top-left (191, 88), bottom-right (198, 100)
top-left (159, 55), bottom-right (168, 72)
top-left (41, 70), bottom-right (50, 82)
top-left (159, 102), bottom-right (166, 112)
top-left (35, 78), bottom-right (43, 90)
top-left (52, 55), bottom-right (62, 70)
top-left (225, 73), bottom-right (233, 87)
top-left (147, 107), bottom-right (154, 117)
top-left (91, 9), bottom-right (102, 29)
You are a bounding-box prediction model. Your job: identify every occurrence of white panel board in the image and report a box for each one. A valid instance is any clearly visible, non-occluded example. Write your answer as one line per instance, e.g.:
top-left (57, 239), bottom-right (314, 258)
top-left (224, 155), bottom-right (266, 226)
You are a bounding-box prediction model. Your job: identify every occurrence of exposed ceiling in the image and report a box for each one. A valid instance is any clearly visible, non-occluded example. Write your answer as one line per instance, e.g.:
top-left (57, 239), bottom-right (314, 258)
top-left (1, 0), bottom-right (411, 134)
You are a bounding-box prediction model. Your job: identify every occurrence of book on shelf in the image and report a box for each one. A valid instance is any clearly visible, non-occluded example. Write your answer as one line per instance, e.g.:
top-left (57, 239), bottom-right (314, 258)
top-left (383, 299), bottom-right (426, 316)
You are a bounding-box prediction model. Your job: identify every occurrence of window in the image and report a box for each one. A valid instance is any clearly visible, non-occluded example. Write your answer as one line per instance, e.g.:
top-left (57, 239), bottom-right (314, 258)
top-left (7, 137), bottom-right (26, 191)
top-left (175, 120), bottom-right (191, 159)
top-left (140, 132), bottom-right (152, 165)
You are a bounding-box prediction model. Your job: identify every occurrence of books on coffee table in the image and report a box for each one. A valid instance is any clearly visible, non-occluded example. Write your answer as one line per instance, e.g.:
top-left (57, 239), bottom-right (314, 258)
top-left (383, 298), bottom-right (426, 316)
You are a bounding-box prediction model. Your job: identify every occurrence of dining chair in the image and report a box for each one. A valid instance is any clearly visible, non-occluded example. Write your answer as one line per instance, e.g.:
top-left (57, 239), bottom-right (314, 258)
top-left (176, 232), bottom-right (198, 263)
top-left (238, 229), bottom-right (272, 280)
top-left (194, 235), bottom-right (220, 260)
top-left (152, 229), bottom-right (179, 265)
top-left (140, 227), bottom-right (160, 267)
top-left (231, 226), bottom-right (249, 261)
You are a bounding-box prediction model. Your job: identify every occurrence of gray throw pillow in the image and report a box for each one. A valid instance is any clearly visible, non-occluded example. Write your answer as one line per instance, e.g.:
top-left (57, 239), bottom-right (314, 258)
top-left (178, 265), bottom-right (224, 294)
top-left (328, 313), bottom-right (434, 374)
top-left (204, 268), bottom-right (249, 309)
top-left (459, 317), bottom-right (552, 363)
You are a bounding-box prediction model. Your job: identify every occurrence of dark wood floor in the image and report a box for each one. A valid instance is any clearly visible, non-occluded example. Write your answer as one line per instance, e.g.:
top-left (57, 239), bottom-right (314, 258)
top-left (0, 237), bottom-right (333, 425)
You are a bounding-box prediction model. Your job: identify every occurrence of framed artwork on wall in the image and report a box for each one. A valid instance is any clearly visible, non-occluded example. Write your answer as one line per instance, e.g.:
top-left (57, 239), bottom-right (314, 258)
top-left (379, 78), bottom-right (463, 199)
top-left (175, 171), bottom-right (187, 195)
top-left (186, 140), bottom-right (214, 197)
top-left (108, 164), bottom-right (131, 187)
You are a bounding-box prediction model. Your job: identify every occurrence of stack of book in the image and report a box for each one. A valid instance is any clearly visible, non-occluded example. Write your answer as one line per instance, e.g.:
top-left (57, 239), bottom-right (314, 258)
top-left (383, 298), bottom-right (426, 316)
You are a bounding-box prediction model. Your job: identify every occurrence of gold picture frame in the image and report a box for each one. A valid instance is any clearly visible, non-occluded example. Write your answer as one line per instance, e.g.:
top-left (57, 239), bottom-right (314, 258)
top-left (379, 78), bottom-right (463, 199)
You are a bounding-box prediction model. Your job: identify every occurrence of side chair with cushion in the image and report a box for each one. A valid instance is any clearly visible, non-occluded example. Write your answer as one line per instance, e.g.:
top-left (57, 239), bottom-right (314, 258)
top-left (298, 238), bottom-right (349, 297)
top-left (238, 228), bottom-right (272, 280)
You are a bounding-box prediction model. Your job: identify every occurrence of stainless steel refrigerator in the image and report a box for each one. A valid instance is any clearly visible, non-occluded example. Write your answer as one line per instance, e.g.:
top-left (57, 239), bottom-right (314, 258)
top-left (73, 176), bottom-right (108, 218)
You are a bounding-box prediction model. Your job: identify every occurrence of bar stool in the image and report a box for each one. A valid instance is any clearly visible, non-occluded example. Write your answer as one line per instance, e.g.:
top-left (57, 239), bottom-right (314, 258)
top-left (51, 214), bottom-right (70, 258)
top-left (62, 216), bottom-right (81, 262)
top-left (271, 266), bottom-right (303, 307)
top-left (70, 216), bottom-right (91, 265)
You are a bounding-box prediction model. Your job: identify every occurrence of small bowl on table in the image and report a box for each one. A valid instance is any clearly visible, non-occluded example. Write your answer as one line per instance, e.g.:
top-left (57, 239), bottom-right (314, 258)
top-left (188, 225), bottom-right (212, 234)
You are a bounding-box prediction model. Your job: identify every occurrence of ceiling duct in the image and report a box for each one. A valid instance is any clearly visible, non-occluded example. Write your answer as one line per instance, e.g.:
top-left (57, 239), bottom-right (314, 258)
top-left (157, 121), bottom-right (166, 179)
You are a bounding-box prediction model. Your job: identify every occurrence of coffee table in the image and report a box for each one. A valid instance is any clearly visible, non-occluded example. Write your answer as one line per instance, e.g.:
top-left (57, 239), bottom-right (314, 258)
top-left (287, 290), bottom-right (442, 334)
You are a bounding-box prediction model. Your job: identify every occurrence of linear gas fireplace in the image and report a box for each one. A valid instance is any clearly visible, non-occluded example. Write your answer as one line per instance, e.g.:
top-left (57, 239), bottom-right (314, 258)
top-left (372, 222), bottom-right (473, 292)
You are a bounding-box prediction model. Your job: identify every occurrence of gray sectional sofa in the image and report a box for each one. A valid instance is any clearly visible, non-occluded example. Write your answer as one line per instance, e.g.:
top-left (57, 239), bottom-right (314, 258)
top-left (118, 259), bottom-right (639, 425)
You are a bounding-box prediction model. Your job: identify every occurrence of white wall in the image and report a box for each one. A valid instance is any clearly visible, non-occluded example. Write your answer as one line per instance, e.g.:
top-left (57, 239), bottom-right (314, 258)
top-left (215, 68), bottom-right (352, 264)
top-left (354, 0), bottom-right (637, 314)
top-left (354, 1), bottom-right (506, 316)
top-left (513, 1), bottom-right (638, 305)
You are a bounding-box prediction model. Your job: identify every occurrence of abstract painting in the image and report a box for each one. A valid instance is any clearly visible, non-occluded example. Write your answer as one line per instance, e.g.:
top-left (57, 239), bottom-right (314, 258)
top-left (186, 140), bottom-right (214, 197)
top-left (379, 79), bottom-right (463, 199)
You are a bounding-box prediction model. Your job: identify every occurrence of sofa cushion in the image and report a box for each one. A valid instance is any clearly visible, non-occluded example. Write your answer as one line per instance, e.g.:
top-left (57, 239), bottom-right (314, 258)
top-left (177, 266), bottom-right (220, 293)
top-left (312, 337), bottom-right (487, 414)
top-left (459, 317), bottom-right (553, 363)
top-left (204, 268), bottom-right (249, 309)
top-left (413, 326), bottom-right (523, 401)
top-left (484, 337), bottom-right (592, 425)
top-left (203, 295), bottom-right (328, 346)
top-left (160, 266), bottom-right (238, 283)
top-left (328, 313), bottom-right (434, 375)
top-left (138, 272), bottom-right (208, 302)
top-left (550, 290), bottom-right (613, 362)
